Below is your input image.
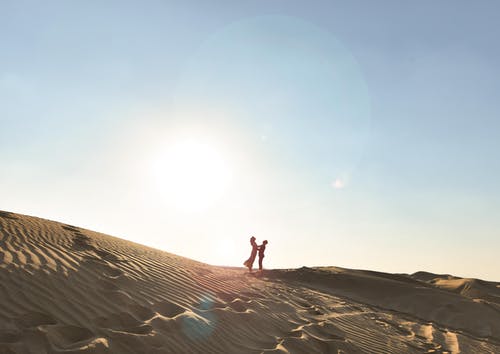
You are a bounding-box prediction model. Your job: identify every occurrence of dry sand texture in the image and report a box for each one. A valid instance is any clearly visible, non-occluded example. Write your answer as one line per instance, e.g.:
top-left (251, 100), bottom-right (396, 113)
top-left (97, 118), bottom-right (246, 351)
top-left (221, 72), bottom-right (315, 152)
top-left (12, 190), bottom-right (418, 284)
top-left (1, 210), bottom-right (499, 353)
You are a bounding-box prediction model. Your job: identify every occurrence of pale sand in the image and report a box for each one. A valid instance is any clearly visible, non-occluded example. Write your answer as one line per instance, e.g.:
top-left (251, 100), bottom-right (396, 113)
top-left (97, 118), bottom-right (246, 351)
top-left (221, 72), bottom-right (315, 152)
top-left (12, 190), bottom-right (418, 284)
top-left (0, 210), bottom-right (499, 353)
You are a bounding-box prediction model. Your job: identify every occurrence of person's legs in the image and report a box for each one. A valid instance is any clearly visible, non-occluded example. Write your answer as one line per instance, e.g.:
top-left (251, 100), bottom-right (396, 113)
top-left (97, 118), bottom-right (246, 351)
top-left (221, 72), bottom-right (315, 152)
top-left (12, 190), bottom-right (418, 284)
top-left (258, 256), bottom-right (263, 270)
top-left (248, 256), bottom-right (255, 272)
top-left (246, 252), bottom-right (256, 271)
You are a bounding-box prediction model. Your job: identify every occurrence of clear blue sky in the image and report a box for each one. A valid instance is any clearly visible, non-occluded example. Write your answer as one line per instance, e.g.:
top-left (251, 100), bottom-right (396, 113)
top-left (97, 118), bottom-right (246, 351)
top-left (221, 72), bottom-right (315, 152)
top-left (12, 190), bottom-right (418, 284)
top-left (1, 1), bottom-right (499, 280)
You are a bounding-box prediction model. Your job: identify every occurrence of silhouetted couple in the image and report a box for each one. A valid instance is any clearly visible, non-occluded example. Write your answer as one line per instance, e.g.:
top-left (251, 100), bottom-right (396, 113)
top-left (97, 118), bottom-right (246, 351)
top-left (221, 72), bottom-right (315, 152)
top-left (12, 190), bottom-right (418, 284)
top-left (243, 236), bottom-right (268, 272)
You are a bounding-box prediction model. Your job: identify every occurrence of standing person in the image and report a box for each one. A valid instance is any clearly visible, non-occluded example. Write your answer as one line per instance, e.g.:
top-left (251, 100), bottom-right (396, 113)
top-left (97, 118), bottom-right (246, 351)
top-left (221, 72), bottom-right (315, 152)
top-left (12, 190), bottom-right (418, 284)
top-left (243, 236), bottom-right (258, 272)
top-left (258, 240), bottom-right (268, 271)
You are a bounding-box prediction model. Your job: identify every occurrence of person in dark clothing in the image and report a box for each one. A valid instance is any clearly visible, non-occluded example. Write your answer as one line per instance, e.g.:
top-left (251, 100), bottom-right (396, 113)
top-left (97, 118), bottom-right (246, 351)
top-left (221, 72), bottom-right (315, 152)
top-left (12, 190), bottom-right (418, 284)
top-left (258, 240), bottom-right (268, 271)
top-left (243, 236), bottom-right (258, 272)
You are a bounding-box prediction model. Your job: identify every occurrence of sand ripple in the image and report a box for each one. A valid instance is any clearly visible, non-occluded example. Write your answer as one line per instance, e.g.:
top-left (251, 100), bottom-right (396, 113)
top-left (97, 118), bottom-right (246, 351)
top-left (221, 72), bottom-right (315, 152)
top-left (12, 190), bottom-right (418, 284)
top-left (1, 211), bottom-right (499, 353)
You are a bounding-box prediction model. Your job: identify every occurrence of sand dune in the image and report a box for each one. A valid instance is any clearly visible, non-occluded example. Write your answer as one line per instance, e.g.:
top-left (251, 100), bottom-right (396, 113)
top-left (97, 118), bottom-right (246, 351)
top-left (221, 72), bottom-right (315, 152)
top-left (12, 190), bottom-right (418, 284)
top-left (0, 211), bottom-right (499, 353)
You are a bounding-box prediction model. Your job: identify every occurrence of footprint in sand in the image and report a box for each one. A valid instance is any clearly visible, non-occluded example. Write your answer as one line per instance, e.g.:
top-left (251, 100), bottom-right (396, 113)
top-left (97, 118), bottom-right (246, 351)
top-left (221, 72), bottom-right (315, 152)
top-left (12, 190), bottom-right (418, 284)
top-left (70, 233), bottom-right (94, 252)
top-left (102, 266), bottom-right (124, 279)
top-left (82, 258), bottom-right (124, 279)
top-left (127, 304), bottom-right (156, 322)
top-left (93, 249), bottom-right (125, 262)
top-left (207, 299), bottom-right (227, 310)
top-left (286, 320), bottom-right (346, 342)
top-left (214, 292), bottom-right (251, 313)
top-left (153, 300), bottom-right (186, 318)
top-left (216, 292), bottom-right (236, 303)
top-left (307, 306), bottom-right (324, 316)
top-left (61, 225), bottom-right (81, 233)
top-left (296, 300), bottom-right (313, 309)
top-left (287, 328), bottom-right (304, 338)
top-left (94, 312), bottom-right (153, 335)
top-left (228, 299), bottom-right (248, 313)
top-left (97, 278), bottom-right (120, 291)
top-left (217, 291), bottom-right (250, 303)
top-left (373, 317), bottom-right (414, 337)
top-left (102, 289), bottom-right (134, 306)
top-left (71, 232), bottom-right (126, 264)
top-left (44, 324), bottom-right (107, 350)
top-left (311, 321), bottom-right (347, 341)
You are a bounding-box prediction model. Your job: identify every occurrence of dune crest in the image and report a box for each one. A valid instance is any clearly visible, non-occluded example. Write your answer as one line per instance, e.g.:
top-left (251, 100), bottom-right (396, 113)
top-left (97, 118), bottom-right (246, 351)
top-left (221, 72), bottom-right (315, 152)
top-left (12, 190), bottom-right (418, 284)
top-left (1, 211), bottom-right (499, 353)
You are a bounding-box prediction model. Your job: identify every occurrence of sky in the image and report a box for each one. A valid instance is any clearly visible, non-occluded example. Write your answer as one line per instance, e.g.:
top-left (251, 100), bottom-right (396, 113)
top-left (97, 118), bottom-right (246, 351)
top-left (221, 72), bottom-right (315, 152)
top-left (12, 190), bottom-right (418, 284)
top-left (1, 1), bottom-right (499, 280)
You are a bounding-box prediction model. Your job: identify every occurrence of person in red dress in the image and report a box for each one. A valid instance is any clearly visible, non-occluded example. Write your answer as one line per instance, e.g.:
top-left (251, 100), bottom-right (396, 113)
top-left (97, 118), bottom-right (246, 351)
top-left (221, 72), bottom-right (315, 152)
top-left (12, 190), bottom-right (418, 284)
top-left (243, 236), bottom-right (258, 272)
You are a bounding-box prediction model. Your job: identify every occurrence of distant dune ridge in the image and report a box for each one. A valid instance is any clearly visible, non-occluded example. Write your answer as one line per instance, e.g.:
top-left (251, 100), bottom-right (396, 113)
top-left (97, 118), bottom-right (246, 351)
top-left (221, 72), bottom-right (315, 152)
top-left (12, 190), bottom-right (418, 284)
top-left (0, 211), bottom-right (499, 353)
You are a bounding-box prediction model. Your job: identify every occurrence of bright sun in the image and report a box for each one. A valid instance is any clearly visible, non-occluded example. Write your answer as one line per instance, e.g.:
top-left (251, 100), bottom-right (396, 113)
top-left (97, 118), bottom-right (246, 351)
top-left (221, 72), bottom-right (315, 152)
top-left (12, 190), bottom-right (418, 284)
top-left (151, 139), bottom-right (231, 212)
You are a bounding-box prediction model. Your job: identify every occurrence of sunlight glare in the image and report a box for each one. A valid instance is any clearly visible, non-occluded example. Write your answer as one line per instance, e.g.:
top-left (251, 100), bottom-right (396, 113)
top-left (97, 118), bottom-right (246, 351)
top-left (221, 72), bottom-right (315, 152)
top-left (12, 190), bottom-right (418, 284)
top-left (152, 139), bottom-right (231, 212)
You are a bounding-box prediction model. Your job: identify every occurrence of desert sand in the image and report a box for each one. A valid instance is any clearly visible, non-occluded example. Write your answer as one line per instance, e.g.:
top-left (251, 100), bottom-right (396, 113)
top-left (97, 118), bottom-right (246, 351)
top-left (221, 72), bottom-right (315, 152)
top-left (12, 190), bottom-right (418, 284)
top-left (0, 210), bottom-right (499, 353)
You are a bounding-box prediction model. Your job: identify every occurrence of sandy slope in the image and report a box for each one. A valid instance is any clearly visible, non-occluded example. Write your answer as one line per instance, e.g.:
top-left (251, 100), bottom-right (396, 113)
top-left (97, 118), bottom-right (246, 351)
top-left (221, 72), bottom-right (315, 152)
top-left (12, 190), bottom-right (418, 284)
top-left (0, 211), bottom-right (499, 353)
